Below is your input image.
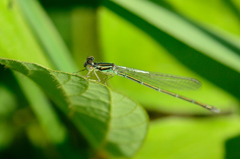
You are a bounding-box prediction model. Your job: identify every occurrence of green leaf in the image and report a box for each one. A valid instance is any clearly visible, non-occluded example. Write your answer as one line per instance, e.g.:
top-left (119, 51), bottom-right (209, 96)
top-left (134, 116), bottom-right (240, 159)
top-left (15, 72), bottom-right (67, 144)
top-left (162, 0), bottom-right (240, 35)
top-left (104, 0), bottom-right (240, 100)
top-left (17, 0), bottom-right (77, 72)
top-left (105, 91), bottom-right (149, 157)
top-left (0, 0), bottom-right (67, 144)
top-left (0, 0), bottom-right (51, 66)
top-left (99, 7), bottom-right (238, 114)
top-left (0, 58), bottom-right (148, 157)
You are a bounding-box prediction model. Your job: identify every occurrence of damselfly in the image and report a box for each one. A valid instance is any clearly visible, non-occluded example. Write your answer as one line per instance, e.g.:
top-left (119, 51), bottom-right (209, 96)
top-left (82, 56), bottom-right (220, 113)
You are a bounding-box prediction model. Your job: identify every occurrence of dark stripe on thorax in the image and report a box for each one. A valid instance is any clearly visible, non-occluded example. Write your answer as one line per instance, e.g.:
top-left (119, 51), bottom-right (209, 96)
top-left (96, 62), bottom-right (115, 71)
top-left (97, 62), bottom-right (114, 67)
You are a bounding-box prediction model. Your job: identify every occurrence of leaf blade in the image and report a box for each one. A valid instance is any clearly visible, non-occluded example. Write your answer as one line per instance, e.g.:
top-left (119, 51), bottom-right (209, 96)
top-left (0, 58), bottom-right (149, 157)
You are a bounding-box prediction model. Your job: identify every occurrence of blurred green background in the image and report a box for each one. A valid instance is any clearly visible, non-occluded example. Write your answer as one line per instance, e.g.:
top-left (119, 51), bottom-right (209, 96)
top-left (0, 0), bottom-right (240, 158)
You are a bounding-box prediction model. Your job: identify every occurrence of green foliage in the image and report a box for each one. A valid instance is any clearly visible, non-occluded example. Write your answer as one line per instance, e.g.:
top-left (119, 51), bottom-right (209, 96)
top-left (0, 58), bottom-right (148, 157)
top-left (17, 0), bottom-right (77, 72)
top-left (0, 0), bottom-right (239, 158)
top-left (100, 3), bottom-right (239, 114)
top-left (134, 116), bottom-right (240, 159)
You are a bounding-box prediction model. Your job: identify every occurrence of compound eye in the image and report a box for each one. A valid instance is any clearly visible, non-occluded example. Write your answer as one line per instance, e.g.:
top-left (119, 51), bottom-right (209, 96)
top-left (87, 56), bottom-right (94, 61)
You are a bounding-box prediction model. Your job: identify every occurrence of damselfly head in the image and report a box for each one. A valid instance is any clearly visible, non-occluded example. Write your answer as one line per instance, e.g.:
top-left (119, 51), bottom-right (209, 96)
top-left (84, 56), bottom-right (95, 67)
top-left (87, 56), bottom-right (94, 61)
